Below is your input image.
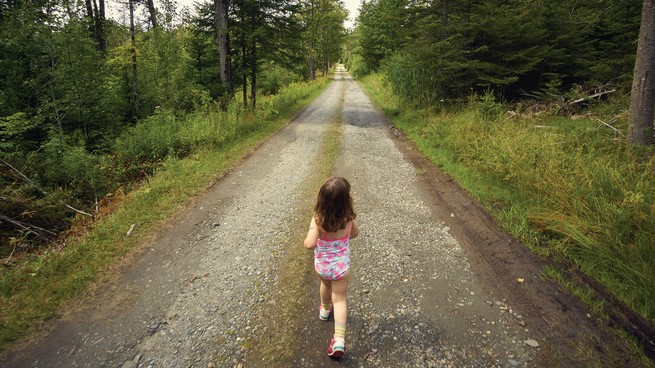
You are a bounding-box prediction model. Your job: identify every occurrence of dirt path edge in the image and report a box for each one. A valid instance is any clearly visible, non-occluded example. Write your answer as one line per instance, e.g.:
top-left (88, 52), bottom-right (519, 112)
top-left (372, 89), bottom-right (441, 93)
top-left (385, 124), bottom-right (654, 366)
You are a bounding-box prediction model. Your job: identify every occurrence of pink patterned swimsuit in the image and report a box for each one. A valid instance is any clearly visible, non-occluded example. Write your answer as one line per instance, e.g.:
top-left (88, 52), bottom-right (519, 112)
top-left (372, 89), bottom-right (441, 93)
top-left (314, 222), bottom-right (351, 281)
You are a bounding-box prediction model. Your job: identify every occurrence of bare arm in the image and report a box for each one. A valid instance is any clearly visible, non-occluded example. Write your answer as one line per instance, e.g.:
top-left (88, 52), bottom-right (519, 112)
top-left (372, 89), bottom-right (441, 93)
top-left (350, 219), bottom-right (359, 239)
top-left (304, 216), bottom-right (319, 250)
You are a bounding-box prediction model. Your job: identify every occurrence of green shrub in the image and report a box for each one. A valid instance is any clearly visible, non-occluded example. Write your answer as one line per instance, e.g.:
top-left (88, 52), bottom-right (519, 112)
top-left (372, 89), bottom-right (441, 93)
top-left (382, 53), bottom-right (444, 107)
top-left (473, 90), bottom-right (504, 122)
top-left (260, 63), bottom-right (300, 96)
top-left (112, 109), bottom-right (188, 178)
top-left (40, 136), bottom-right (110, 200)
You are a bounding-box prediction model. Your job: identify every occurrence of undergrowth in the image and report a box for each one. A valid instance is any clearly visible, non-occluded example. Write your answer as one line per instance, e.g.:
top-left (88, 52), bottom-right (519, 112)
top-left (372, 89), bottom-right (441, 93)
top-left (358, 72), bottom-right (655, 326)
top-left (0, 77), bottom-right (330, 351)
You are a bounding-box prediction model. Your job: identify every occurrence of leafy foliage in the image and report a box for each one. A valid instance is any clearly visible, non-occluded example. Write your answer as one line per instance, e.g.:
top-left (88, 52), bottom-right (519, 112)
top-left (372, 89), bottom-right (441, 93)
top-left (353, 0), bottom-right (641, 102)
top-left (0, 0), bottom-right (346, 253)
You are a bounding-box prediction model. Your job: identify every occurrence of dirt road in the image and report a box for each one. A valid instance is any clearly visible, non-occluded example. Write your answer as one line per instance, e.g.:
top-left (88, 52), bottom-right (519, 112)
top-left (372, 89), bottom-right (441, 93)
top-left (1, 68), bottom-right (644, 367)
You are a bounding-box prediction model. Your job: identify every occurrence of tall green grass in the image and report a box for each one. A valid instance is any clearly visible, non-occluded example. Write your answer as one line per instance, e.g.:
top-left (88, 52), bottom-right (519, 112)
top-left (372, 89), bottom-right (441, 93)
top-left (359, 73), bottom-right (655, 324)
top-left (0, 77), bottom-right (330, 350)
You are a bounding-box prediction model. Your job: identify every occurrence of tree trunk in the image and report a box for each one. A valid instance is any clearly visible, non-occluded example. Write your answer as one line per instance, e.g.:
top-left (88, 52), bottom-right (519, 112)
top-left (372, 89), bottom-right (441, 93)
top-left (248, 7), bottom-right (257, 108)
top-left (250, 34), bottom-right (257, 108)
top-left (84, 0), bottom-right (95, 39)
top-left (215, 0), bottom-right (233, 104)
top-left (98, 0), bottom-right (106, 51)
top-left (49, 58), bottom-right (64, 136)
top-left (628, 0), bottom-right (655, 146)
top-left (45, 2), bottom-right (64, 136)
top-left (441, 0), bottom-right (448, 39)
top-left (92, 0), bottom-right (105, 51)
top-left (147, 0), bottom-right (158, 29)
top-left (309, 40), bottom-right (316, 80)
top-left (227, 34), bottom-right (234, 95)
top-left (241, 9), bottom-right (247, 108)
top-left (129, 0), bottom-right (140, 117)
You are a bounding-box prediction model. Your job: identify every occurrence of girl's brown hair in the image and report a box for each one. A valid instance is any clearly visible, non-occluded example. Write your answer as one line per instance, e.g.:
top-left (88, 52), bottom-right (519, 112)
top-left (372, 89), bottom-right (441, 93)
top-left (314, 176), bottom-right (356, 233)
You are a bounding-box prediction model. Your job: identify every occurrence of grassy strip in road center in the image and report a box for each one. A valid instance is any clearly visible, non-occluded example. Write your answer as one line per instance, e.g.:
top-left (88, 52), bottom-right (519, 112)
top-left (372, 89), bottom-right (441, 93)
top-left (248, 82), bottom-right (345, 365)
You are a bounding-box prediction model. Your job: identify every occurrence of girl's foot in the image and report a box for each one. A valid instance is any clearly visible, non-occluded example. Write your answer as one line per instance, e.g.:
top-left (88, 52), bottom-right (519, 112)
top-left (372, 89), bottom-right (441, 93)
top-left (319, 304), bottom-right (332, 321)
top-left (327, 336), bottom-right (346, 358)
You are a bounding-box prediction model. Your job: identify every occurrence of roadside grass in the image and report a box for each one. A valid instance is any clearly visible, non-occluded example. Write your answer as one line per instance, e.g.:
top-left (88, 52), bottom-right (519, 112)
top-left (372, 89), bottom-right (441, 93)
top-left (542, 266), bottom-right (653, 367)
top-left (358, 73), bottom-right (655, 326)
top-left (249, 83), bottom-right (345, 365)
top-left (0, 77), bottom-right (330, 351)
top-left (542, 266), bottom-right (605, 318)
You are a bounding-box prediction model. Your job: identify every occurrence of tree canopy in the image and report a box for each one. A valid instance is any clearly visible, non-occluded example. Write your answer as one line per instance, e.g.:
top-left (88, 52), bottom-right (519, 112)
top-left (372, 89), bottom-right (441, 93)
top-left (351, 0), bottom-right (642, 102)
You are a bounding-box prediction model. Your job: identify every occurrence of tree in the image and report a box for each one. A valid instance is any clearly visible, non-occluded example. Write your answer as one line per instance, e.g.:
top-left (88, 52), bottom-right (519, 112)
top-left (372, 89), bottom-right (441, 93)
top-left (215, 0), bottom-right (233, 101)
top-left (299, 0), bottom-right (347, 80)
top-left (228, 0), bottom-right (301, 107)
top-left (129, 0), bottom-right (140, 117)
top-left (356, 0), bottom-right (406, 71)
top-left (84, 0), bottom-right (107, 51)
top-left (189, 2), bottom-right (223, 100)
top-left (628, 0), bottom-right (655, 147)
top-left (145, 0), bottom-right (159, 28)
top-left (315, 0), bottom-right (347, 76)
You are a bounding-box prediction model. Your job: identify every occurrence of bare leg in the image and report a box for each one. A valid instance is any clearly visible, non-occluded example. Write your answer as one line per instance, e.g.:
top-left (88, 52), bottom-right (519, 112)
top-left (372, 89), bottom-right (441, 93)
top-left (320, 278), bottom-right (332, 306)
top-left (331, 273), bottom-right (349, 328)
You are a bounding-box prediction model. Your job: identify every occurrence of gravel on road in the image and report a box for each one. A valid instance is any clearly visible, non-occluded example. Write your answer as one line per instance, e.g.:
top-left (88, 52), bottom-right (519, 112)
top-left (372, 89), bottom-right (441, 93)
top-left (1, 68), bottom-right (646, 368)
top-left (293, 69), bottom-right (537, 368)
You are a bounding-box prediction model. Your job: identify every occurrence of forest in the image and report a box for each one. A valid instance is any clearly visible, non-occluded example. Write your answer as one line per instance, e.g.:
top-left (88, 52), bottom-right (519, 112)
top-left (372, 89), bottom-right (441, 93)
top-left (1, 0), bottom-right (655, 354)
top-left (0, 0), bottom-right (348, 255)
top-left (349, 0), bottom-right (642, 103)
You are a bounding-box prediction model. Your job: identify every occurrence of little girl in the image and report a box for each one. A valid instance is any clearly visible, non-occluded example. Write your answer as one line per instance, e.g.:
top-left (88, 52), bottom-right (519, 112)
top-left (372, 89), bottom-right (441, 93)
top-left (304, 176), bottom-right (359, 358)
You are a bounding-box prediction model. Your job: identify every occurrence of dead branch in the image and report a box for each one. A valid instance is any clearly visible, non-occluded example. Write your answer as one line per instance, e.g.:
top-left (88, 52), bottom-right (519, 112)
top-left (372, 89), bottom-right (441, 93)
top-left (0, 213), bottom-right (57, 236)
top-left (0, 157), bottom-right (34, 185)
top-left (0, 214), bottom-right (37, 235)
top-left (569, 89), bottom-right (616, 105)
top-left (595, 117), bottom-right (624, 136)
top-left (1, 158), bottom-right (93, 218)
top-left (65, 204), bottom-right (93, 217)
